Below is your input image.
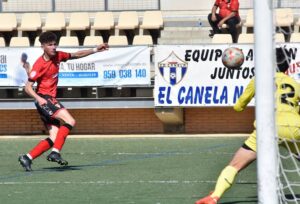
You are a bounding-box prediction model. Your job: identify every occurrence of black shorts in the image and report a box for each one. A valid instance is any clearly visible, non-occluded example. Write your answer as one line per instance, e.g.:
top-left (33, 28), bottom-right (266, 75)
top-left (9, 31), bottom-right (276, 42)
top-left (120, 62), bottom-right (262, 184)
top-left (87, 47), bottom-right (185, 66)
top-left (35, 94), bottom-right (64, 127)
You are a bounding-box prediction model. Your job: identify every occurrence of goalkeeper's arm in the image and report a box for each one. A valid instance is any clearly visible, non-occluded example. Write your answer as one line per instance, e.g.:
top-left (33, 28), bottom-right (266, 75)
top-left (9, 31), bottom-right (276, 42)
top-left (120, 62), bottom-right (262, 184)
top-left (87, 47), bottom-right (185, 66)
top-left (234, 78), bottom-right (255, 112)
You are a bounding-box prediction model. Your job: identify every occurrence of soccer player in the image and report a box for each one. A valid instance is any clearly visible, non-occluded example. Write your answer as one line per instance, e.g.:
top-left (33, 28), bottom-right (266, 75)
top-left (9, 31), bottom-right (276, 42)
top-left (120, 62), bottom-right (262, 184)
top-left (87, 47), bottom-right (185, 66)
top-left (195, 47), bottom-right (300, 204)
top-left (18, 31), bottom-right (109, 171)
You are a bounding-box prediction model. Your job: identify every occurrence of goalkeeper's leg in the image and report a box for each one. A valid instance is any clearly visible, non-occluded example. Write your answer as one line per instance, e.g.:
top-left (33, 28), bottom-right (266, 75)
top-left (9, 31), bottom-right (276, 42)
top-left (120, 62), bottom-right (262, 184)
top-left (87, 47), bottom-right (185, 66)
top-left (195, 133), bottom-right (257, 204)
top-left (211, 146), bottom-right (257, 198)
top-left (213, 131), bottom-right (257, 197)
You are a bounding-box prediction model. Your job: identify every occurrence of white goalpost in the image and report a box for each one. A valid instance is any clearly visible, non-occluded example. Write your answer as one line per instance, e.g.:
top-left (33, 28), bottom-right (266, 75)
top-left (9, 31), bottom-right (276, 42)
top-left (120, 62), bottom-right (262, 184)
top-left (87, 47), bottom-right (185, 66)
top-left (254, 0), bottom-right (279, 203)
top-left (255, 0), bottom-right (300, 203)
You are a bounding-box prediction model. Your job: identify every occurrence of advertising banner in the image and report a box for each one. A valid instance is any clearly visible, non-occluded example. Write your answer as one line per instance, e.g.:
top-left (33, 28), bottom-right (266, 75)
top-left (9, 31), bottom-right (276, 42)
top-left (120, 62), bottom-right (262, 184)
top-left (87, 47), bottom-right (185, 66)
top-left (154, 44), bottom-right (300, 107)
top-left (0, 46), bottom-right (151, 87)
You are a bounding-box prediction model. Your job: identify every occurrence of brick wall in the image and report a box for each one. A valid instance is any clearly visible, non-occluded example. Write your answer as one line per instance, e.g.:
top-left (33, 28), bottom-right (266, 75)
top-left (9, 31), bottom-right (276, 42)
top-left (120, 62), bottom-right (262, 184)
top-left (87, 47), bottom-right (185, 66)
top-left (0, 107), bottom-right (254, 135)
top-left (185, 107), bottom-right (255, 133)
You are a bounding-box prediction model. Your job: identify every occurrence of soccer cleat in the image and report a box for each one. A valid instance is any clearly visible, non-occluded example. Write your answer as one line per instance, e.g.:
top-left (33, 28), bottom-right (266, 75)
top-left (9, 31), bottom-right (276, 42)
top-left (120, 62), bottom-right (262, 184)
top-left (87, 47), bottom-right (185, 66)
top-left (18, 155), bottom-right (32, 171)
top-left (195, 194), bottom-right (219, 204)
top-left (46, 151), bottom-right (68, 166)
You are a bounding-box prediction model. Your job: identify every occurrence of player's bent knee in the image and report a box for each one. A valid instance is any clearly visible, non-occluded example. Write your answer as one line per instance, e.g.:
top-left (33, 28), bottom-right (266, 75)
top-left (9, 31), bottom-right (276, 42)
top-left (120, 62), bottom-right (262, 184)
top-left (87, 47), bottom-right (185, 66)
top-left (49, 134), bottom-right (56, 142)
top-left (67, 118), bottom-right (76, 127)
top-left (63, 123), bottom-right (74, 130)
top-left (62, 118), bottom-right (76, 127)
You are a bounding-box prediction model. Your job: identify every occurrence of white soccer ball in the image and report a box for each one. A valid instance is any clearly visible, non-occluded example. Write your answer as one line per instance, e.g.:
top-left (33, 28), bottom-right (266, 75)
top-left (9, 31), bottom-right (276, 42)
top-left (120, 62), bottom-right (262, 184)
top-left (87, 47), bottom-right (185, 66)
top-left (222, 47), bottom-right (245, 69)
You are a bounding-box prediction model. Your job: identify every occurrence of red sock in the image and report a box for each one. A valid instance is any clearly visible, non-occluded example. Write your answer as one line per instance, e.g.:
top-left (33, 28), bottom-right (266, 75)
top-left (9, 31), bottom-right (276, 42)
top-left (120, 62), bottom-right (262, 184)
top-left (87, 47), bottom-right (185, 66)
top-left (29, 138), bottom-right (53, 160)
top-left (53, 125), bottom-right (72, 151)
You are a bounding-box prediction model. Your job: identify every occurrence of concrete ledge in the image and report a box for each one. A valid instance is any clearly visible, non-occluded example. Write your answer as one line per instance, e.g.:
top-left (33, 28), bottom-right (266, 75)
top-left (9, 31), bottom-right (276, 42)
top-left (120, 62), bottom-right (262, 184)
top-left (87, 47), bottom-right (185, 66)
top-left (0, 98), bottom-right (154, 110)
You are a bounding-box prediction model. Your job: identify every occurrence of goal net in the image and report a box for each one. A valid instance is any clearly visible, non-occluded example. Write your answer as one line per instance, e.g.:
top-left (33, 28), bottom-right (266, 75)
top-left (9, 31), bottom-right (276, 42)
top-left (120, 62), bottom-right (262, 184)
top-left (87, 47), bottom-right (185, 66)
top-left (278, 139), bottom-right (300, 203)
top-left (276, 1), bottom-right (300, 203)
top-left (253, 0), bottom-right (300, 203)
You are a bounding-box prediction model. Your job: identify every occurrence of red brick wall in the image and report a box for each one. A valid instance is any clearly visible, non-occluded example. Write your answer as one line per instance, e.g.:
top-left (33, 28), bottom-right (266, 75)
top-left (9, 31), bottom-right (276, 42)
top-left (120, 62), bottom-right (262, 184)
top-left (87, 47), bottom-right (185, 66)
top-left (0, 107), bottom-right (254, 135)
top-left (185, 107), bottom-right (255, 133)
top-left (72, 109), bottom-right (164, 134)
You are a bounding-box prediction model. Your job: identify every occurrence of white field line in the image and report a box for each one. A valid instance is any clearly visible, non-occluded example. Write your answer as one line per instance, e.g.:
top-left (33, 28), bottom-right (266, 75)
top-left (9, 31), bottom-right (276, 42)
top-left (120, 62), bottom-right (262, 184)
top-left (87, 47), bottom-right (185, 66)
top-left (0, 179), bottom-right (254, 185)
top-left (112, 151), bottom-right (234, 155)
top-left (0, 134), bottom-right (248, 139)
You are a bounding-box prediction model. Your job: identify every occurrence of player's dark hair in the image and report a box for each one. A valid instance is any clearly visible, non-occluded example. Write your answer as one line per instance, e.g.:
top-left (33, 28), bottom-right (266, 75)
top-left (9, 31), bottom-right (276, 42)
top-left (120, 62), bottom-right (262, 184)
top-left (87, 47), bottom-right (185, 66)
top-left (276, 47), bottom-right (291, 73)
top-left (39, 31), bottom-right (57, 44)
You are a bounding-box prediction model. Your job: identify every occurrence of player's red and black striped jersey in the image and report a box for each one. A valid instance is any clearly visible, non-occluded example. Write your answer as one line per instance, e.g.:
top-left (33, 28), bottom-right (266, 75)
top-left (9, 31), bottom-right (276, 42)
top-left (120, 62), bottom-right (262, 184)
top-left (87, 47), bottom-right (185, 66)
top-left (29, 51), bottom-right (71, 98)
top-left (215, 0), bottom-right (240, 19)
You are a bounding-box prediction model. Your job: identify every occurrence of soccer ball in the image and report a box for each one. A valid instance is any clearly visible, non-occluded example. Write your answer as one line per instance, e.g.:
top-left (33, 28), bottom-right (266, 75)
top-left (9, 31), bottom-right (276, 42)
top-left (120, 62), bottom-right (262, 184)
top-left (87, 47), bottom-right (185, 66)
top-left (222, 47), bottom-right (245, 68)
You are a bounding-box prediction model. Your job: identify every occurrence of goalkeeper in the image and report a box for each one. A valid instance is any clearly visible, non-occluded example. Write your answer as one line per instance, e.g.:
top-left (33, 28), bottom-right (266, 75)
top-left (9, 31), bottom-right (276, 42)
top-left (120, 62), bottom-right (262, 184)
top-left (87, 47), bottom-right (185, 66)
top-left (195, 47), bottom-right (300, 204)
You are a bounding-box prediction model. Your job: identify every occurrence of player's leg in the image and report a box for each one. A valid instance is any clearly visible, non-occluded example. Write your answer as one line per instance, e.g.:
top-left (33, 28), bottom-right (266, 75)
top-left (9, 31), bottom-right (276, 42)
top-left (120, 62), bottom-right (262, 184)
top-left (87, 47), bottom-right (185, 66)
top-left (46, 112), bottom-right (73, 166)
top-left (45, 102), bottom-right (75, 165)
top-left (195, 132), bottom-right (257, 204)
top-left (48, 124), bottom-right (59, 142)
top-left (18, 105), bottom-right (60, 171)
top-left (28, 124), bottom-right (59, 159)
top-left (39, 97), bottom-right (75, 165)
top-left (46, 123), bottom-right (70, 165)
top-left (18, 128), bottom-right (58, 171)
top-left (30, 95), bottom-right (71, 166)
top-left (51, 108), bottom-right (75, 153)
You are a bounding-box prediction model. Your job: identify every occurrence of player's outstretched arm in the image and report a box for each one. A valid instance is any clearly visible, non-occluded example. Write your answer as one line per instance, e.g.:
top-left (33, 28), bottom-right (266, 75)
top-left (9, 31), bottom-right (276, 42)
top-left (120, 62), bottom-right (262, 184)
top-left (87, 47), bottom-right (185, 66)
top-left (70, 43), bottom-right (109, 59)
top-left (233, 78), bottom-right (255, 112)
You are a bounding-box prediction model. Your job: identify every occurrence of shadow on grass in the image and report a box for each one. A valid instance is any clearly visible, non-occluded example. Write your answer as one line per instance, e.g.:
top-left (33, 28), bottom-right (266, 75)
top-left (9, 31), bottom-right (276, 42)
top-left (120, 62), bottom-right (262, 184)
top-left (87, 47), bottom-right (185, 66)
top-left (220, 201), bottom-right (257, 204)
top-left (39, 161), bottom-right (126, 172)
top-left (40, 165), bottom-right (82, 171)
top-left (38, 153), bottom-right (166, 172)
top-left (220, 196), bottom-right (257, 204)
top-left (220, 194), bottom-right (300, 203)
top-left (192, 196), bottom-right (257, 204)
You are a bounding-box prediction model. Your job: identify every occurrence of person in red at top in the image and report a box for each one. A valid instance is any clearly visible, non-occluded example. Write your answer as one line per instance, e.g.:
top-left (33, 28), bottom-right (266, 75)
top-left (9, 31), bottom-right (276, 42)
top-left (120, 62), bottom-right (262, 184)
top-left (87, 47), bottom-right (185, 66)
top-left (208, 0), bottom-right (240, 43)
top-left (18, 31), bottom-right (109, 171)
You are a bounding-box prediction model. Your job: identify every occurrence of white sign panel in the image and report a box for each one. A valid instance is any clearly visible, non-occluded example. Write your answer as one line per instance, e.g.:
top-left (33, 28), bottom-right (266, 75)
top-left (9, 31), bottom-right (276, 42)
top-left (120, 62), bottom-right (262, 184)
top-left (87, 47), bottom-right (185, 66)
top-left (58, 46), bottom-right (151, 86)
top-left (0, 46), bottom-right (151, 87)
top-left (154, 44), bottom-right (255, 107)
top-left (154, 44), bottom-right (300, 107)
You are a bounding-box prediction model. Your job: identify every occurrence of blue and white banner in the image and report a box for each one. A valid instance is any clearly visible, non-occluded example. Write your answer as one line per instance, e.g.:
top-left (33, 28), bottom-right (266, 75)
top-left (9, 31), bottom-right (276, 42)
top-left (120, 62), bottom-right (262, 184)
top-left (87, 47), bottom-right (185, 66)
top-left (0, 46), bottom-right (151, 87)
top-left (0, 48), bottom-right (41, 86)
top-left (154, 44), bottom-right (300, 107)
top-left (154, 45), bottom-right (255, 107)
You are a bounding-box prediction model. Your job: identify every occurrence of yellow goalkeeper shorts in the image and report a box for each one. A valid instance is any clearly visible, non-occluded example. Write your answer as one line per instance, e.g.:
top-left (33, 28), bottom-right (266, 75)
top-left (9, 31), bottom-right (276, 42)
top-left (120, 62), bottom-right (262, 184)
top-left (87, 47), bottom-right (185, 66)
top-left (244, 117), bottom-right (300, 153)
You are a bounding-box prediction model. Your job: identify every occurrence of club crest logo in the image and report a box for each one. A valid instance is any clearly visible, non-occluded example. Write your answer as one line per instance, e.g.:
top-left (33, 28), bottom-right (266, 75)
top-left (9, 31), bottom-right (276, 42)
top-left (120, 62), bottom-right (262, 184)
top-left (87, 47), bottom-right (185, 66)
top-left (158, 51), bottom-right (188, 86)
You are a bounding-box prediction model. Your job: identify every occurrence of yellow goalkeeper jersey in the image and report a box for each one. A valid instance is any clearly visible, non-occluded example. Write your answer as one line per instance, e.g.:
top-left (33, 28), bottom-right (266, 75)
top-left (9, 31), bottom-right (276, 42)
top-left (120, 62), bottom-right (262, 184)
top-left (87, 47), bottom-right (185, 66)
top-left (234, 73), bottom-right (300, 126)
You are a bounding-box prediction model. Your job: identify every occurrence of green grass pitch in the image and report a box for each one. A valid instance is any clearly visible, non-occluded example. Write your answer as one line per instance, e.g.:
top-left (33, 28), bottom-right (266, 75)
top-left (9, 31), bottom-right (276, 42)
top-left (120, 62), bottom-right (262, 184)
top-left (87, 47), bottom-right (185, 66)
top-left (0, 137), bottom-right (257, 204)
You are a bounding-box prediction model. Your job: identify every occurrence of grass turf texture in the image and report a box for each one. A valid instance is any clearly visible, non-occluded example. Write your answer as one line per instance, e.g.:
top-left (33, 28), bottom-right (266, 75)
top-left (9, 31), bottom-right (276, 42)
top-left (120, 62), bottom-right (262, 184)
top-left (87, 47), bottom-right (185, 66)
top-left (0, 137), bottom-right (257, 204)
